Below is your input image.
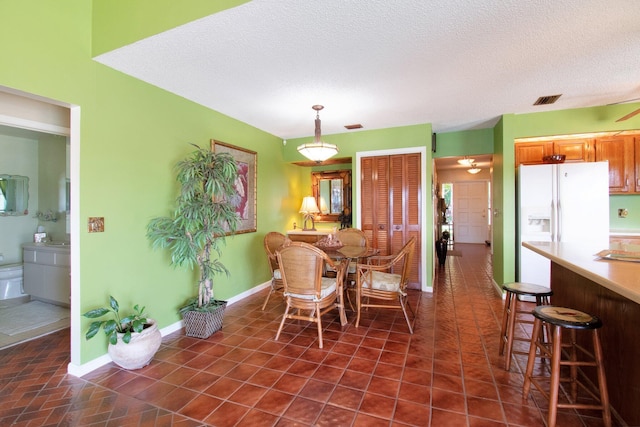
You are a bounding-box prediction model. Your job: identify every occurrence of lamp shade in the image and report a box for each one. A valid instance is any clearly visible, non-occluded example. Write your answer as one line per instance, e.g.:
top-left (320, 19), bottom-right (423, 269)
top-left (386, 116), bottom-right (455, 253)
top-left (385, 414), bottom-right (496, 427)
top-left (299, 196), bottom-right (320, 214)
top-left (297, 105), bottom-right (338, 162)
top-left (297, 142), bottom-right (339, 162)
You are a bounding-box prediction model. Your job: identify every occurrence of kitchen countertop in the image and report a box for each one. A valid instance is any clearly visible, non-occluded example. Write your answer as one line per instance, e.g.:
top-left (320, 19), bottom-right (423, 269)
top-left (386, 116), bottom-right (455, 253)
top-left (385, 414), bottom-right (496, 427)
top-left (522, 240), bottom-right (640, 305)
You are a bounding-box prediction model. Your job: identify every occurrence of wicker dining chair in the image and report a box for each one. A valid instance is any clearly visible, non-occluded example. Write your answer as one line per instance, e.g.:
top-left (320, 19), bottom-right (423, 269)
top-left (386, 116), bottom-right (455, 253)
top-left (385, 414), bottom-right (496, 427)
top-left (335, 228), bottom-right (369, 308)
top-left (355, 236), bottom-right (417, 333)
top-left (275, 242), bottom-right (347, 348)
top-left (261, 231), bottom-right (290, 310)
top-left (325, 228), bottom-right (369, 274)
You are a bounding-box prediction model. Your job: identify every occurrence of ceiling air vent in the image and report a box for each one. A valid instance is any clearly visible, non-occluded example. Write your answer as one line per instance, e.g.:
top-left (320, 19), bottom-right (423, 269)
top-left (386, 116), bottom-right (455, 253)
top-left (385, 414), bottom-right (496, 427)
top-left (344, 124), bottom-right (363, 130)
top-left (534, 94), bottom-right (562, 106)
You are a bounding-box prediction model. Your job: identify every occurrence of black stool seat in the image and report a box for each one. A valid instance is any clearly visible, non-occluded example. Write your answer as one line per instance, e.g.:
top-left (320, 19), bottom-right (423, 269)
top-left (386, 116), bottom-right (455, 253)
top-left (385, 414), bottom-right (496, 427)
top-left (524, 305), bottom-right (610, 427)
top-left (503, 282), bottom-right (552, 297)
top-left (533, 305), bottom-right (602, 330)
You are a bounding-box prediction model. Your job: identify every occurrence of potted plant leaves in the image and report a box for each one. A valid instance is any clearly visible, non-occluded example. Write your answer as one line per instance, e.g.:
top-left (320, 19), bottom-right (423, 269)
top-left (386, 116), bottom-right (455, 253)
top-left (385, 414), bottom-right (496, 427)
top-left (146, 143), bottom-right (240, 338)
top-left (83, 295), bottom-right (162, 369)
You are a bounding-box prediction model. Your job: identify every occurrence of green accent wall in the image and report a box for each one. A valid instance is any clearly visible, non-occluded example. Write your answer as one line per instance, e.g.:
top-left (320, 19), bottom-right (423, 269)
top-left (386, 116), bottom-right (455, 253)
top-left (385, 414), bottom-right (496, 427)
top-left (92, 0), bottom-right (250, 56)
top-left (432, 128), bottom-right (494, 158)
top-left (1, 0), bottom-right (302, 364)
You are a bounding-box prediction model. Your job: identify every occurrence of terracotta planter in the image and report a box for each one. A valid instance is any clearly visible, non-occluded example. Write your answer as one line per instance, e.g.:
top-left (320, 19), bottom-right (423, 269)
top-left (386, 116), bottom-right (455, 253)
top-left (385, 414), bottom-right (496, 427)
top-left (107, 319), bottom-right (162, 370)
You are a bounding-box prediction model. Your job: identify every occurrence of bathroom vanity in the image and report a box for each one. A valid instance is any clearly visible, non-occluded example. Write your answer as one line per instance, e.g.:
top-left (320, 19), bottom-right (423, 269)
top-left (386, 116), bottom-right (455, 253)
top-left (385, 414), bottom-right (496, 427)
top-left (22, 242), bottom-right (70, 307)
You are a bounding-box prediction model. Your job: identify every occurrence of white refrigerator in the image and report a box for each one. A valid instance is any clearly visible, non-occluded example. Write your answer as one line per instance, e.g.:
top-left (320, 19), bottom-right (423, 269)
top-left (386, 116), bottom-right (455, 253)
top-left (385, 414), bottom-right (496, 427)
top-left (518, 162), bottom-right (609, 287)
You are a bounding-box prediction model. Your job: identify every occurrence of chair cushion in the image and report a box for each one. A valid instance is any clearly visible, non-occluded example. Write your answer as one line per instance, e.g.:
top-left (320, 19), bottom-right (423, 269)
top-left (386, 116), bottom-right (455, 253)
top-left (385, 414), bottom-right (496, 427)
top-left (273, 268), bottom-right (282, 280)
top-left (362, 271), bottom-right (401, 292)
top-left (287, 277), bottom-right (337, 301)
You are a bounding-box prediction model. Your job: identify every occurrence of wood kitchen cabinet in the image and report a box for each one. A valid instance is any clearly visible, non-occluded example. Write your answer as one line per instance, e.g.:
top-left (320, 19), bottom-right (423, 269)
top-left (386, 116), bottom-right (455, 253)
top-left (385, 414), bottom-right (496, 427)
top-left (515, 141), bottom-right (553, 165)
top-left (595, 136), bottom-right (634, 193)
top-left (515, 139), bottom-right (594, 166)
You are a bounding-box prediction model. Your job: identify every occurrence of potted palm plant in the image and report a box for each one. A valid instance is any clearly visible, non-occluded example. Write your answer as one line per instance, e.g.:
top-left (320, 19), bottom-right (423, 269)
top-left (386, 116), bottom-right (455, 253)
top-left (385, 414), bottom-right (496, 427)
top-left (146, 143), bottom-right (240, 338)
top-left (83, 295), bottom-right (162, 370)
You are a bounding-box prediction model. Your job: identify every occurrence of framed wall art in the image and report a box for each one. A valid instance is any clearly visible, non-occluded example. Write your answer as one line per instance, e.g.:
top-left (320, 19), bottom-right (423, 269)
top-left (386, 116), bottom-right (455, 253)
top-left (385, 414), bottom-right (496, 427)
top-left (212, 139), bottom-right (257, 234)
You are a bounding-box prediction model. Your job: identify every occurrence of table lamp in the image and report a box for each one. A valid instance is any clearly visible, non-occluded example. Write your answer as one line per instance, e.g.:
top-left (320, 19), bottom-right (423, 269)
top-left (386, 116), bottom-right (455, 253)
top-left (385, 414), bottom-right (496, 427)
top-left (299, 196), bottom-right (320, 231)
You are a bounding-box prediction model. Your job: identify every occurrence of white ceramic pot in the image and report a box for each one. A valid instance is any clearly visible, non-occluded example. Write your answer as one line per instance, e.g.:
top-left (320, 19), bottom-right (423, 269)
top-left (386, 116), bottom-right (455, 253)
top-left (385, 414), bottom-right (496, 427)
top-left (107, 319), bottom-right (162, 370)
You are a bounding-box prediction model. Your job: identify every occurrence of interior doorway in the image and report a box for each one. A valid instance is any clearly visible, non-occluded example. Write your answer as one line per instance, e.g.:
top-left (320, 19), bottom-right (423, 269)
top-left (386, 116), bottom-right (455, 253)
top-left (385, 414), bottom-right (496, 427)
top-left (0, 86), bottom-right (79, 364)
top-left (434, 154), bottom-right (493, 250)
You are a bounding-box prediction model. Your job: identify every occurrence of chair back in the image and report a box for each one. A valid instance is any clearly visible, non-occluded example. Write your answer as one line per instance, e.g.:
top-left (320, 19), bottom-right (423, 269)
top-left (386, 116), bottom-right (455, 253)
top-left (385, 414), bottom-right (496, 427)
top-left (337, 228), bottom-right (368, 248)
top-left (396, 237), bottom-right (416, 290)
top-left (277, 242), bottom-right (330, 298)
top-left (264, 232), bottom-right (289, 274)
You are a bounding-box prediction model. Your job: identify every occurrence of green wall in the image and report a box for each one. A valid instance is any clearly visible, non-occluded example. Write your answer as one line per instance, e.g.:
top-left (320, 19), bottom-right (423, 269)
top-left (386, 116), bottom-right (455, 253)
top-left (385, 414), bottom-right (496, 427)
top-left (92, 0), bottom-right (250, 56)
top-left (0, 0), bottom-right (304, 364)
top-left (432, 128), bottom-right (494, 158)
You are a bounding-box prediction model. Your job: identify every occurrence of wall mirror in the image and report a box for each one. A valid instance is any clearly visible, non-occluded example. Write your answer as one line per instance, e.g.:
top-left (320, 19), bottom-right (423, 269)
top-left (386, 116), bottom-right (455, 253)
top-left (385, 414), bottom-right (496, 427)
top-left (0, 175), bottom-right (29, 216)
top-left (312, 169), bottom-right (351, 222)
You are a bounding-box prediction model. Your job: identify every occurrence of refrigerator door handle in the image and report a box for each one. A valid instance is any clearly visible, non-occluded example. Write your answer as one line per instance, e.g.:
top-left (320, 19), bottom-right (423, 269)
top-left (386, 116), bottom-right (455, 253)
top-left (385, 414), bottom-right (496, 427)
top-left (550, 200), bottom-right (556, 242)
top-left (557, 200), bottom-right (562, 242)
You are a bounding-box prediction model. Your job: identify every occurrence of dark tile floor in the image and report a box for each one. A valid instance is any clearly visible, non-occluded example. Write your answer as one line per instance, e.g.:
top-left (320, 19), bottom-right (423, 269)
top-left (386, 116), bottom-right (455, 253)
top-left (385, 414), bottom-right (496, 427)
top-left (0, 244), bottom-right (616, 426)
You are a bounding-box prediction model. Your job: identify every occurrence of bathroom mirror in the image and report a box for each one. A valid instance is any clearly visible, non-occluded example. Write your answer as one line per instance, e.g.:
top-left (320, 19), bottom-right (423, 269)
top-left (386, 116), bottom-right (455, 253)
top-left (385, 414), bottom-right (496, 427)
top-left (0, 175), bottom-right (29, 216)
top-left (311, 169), bottom-right (351, 222)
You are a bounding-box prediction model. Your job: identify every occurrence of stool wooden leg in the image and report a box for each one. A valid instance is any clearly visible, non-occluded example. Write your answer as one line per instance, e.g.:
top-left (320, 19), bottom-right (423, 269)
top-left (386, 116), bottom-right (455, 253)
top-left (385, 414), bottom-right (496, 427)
top-left (523, 317), bottom-right (543, 398)
top-left (547, 325), bottom-right (563, 427)
top-left (499, 291), bottom-right (512, 356)
top-left (592, 329), bottom-right (612, 427)
top-left (569, 329), bottom-right (578, 402)
top-left (502, 293), bottom-right (518, 370)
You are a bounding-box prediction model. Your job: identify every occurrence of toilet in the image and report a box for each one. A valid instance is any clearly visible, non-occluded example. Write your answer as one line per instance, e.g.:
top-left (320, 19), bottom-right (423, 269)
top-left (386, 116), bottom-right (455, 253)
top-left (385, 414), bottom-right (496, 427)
top-left (0, 263), bottom-right (26, 300)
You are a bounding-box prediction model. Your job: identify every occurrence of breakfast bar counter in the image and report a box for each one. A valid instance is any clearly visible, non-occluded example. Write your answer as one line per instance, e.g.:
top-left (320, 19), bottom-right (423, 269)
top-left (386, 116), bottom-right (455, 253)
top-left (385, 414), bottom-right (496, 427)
top-left (523, 241), bottom-right (640, 426)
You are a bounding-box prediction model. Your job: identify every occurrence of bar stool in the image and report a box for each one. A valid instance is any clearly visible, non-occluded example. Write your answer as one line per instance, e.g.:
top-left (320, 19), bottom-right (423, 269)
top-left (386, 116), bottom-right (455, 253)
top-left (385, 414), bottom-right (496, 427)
top-left (499, 282), bottom-right (552, 370)
top-left (523, 306), bottom-right (611, 427)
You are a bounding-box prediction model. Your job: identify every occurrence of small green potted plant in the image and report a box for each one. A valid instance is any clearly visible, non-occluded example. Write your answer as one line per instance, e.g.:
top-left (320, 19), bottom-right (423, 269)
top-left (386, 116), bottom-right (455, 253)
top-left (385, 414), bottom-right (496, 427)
top-left (83, 295), bottom-right (162, 370)
top-left (146, 143), bottom-right (240, 338)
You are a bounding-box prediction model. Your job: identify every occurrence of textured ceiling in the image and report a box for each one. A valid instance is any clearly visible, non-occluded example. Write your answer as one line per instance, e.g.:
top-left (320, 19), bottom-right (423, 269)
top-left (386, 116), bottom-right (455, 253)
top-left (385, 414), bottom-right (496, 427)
top-left (95, 0), bottom-right (640, 140)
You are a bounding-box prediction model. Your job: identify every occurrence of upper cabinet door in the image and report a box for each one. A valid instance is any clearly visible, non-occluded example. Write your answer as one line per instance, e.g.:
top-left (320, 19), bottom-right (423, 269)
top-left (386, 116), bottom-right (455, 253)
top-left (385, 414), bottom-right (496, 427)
top-left (595, 136), bottom-right (634, 193)
top-left (515, 141), bottom-right (553, 165)
top-left (554, 139), bottom-right (595, 162)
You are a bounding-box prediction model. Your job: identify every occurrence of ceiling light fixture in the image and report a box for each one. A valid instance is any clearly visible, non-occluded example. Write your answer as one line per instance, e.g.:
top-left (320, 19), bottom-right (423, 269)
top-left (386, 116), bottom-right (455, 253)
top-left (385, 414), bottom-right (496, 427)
top-left (467, 163), bottom-right (481, 174)
top-left (457, 156), bottom-right (475, 166)
top-left (297, 105), bottom-right (338, 163)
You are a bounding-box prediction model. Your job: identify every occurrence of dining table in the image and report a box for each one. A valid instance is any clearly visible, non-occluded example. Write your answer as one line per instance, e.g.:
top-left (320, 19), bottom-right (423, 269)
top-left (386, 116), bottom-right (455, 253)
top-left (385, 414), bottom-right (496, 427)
top-left (317, 244), bottom-right (380, 317)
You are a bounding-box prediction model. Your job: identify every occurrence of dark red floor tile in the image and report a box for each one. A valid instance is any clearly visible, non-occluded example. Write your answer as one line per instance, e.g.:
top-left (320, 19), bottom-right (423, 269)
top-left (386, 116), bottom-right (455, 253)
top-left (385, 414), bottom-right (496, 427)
top-left (2, 245), bottom-right (597, 427)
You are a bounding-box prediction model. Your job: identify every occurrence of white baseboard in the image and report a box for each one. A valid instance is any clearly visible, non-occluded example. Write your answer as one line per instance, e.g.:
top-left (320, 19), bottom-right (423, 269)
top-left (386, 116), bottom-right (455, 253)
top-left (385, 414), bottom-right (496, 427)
top-left (67, 281), bottom-right (272, 378)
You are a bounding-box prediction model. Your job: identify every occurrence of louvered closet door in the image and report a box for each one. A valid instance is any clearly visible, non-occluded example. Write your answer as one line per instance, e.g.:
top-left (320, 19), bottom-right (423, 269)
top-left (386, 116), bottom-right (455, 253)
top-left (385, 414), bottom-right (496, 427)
top-left (361, 154), bottom-right (421, 289)
top-left (361, 156), bottom-right (389, 254)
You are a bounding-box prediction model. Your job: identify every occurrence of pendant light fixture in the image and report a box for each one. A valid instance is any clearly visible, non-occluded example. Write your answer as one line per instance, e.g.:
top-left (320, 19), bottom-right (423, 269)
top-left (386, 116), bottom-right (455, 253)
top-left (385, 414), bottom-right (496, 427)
top-left (458, 156), bottom-right (475, 166)
top-left (467, 163), bottom-right (481, 174)
top-left (297, 105), bottom-right (338, 163)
